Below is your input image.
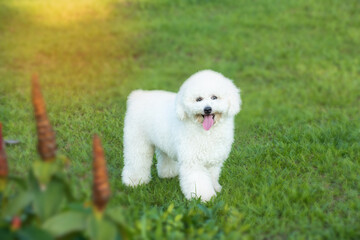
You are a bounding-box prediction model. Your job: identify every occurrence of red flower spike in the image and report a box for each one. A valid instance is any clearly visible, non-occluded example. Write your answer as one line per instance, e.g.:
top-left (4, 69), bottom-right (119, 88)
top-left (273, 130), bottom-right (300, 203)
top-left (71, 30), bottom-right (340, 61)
top-left (32, 74), bottom-right (57, 161)
top-left (92, 135), bottom-right (111, 212)
top-left (11, 216), bottom-right (21, 231)
top-left (0, 123), bottom-right (8, 178)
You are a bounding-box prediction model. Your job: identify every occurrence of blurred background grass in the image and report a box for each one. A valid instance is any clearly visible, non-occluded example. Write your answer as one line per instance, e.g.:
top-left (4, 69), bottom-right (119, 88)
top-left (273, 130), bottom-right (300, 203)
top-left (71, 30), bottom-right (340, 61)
top-left (0, 0), bottom-right (360, 238)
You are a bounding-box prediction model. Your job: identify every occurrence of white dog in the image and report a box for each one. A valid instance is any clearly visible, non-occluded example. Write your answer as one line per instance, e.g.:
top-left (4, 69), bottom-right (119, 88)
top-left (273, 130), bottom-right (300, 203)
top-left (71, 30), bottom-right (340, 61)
top-left (122, 70), bottom-right (241, 201)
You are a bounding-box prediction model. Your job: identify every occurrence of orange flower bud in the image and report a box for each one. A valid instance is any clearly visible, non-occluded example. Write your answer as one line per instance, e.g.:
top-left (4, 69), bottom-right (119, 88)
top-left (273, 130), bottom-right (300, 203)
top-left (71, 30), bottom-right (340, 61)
top-left (11, 216), bottom-right (21, 231)
top-left (0, 123), bottom-right (8, 178)
top-left (31, 74), bottom-right (57, 161)
top-left (92, 135), bottom-right (111, 212)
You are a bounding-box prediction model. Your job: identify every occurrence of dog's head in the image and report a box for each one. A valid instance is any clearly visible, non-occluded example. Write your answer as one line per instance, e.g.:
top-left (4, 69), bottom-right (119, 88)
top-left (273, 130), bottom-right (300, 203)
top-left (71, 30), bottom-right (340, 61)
top-left (175, 70), bottom-right (241, 130)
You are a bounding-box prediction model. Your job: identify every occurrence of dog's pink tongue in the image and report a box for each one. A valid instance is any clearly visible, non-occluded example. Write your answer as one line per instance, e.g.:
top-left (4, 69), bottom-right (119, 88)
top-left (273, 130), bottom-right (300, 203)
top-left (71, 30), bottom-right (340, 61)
top-left (203, 115), bottom-right (214, 131)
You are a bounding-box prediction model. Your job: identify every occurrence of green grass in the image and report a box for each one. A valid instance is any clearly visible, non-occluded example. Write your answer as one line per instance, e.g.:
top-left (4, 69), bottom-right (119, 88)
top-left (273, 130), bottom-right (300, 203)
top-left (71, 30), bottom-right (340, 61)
top-left (1, 0), bottom-right (360, 238)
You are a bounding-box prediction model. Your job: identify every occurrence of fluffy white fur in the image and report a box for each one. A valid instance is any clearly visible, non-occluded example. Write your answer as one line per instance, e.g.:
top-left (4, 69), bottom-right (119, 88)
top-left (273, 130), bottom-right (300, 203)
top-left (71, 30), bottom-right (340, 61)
top-left (122, 70), bottom-right (241, 201)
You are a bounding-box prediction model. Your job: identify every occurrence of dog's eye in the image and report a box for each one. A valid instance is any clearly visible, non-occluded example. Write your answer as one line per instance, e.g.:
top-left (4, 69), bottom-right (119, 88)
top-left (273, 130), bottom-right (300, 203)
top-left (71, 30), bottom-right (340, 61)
top-left (211, 95), bottom-right (218, 100)
top-left (196, 97), bottom-right (203, 102)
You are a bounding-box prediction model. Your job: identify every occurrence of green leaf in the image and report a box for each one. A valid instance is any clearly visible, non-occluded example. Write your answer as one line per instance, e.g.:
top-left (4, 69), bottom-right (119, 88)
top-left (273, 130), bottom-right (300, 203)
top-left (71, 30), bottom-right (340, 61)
top-left (16, 226), bottom-right (54, 240)
top-left (0, 229), bottom-right (15, 240)
top-left (105, 207), bottom-right (133, 239)
top-left (85, 214), bottom-right (117, 240)
top-left (105, 207), bottom-right (127, 226)
top-left (197, 204), bottom-right (211, 217)
top-left (52, 175), bottom-right (75, 202)
top-left (32, 160), bottom-right (59, 187)
top-left (4, 191), bottom-right (33, 218)
top-left (33, 178), bottom-right (67, 221)
top-left (8, 175), bottom-right (27, 189)
top-left (42, 211), bottom-right (87, 238)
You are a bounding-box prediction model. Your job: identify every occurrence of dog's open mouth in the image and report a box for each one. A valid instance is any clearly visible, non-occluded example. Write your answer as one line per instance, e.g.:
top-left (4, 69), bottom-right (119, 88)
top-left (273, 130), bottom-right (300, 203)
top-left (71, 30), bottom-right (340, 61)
top-left (201, 114), bottom-right (215, 131)
top-left (195, 113), bottom-right (222, 130)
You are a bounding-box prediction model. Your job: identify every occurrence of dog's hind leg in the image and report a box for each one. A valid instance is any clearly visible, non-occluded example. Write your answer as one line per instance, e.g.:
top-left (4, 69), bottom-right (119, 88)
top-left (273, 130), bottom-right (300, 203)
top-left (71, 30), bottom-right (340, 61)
top-left (122, 129), bottom-right (154, 186)
top-left (156, 149), bottom-right (179, 178)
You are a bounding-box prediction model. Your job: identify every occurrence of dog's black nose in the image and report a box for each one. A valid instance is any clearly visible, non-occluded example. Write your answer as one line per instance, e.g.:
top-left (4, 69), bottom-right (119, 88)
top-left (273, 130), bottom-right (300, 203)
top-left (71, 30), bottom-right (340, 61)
top-left (204, 106), bottom-right (212, 115)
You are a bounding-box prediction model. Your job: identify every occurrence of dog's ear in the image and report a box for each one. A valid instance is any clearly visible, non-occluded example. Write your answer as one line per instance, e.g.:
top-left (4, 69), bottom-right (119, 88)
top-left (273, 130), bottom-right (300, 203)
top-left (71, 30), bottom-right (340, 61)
top-left (227, 81), bottom-right (242, 116)
top-left (175, 92), bottom-right (186, 120)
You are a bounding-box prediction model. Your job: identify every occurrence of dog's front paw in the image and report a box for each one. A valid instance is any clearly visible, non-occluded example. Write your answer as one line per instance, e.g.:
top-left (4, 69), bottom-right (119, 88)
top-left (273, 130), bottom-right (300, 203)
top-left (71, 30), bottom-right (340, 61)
top-left (213, 182), bottom-right (222, 193)
top-left (122, 175), bottom-right (150, 186)
top-left (192, 188), bottom-right (216, 202)
top-left (181, 175), bottom-right (216, 202)
top-left (122, 168), bottom-right (150, 186)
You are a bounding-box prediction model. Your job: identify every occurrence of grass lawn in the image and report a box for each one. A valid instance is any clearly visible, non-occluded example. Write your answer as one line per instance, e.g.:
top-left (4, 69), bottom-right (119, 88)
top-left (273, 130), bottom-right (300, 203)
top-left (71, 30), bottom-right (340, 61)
top-left (1, 0), bottom-right (360, 238)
